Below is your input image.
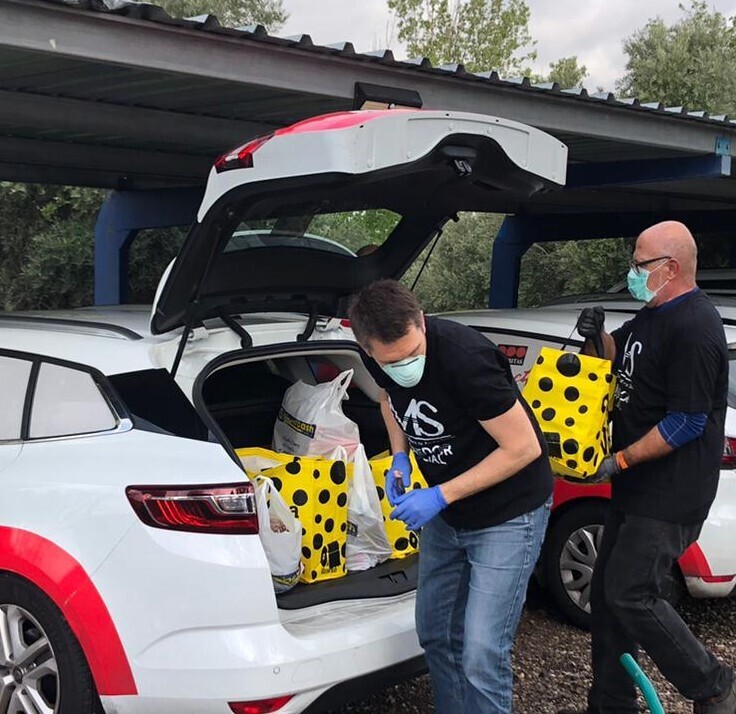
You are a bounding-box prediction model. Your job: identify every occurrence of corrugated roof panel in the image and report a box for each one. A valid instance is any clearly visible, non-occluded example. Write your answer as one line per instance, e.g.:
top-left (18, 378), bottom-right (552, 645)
top-left (38, 0), bottom-right (735, 128)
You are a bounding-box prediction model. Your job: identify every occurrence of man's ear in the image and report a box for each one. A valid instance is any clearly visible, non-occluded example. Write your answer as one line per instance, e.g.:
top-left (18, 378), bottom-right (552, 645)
top-left (420, 312), bottom-right (426, 333)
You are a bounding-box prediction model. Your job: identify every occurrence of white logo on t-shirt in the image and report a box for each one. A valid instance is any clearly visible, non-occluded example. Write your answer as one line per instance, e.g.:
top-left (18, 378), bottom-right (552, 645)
top-left (616, 333), bottom-right (643, 407)
top-left (393, 398), bottom-right (445, 437)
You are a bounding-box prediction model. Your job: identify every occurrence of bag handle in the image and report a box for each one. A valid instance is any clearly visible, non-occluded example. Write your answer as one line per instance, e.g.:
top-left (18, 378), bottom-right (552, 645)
top-left (330, 369), bottom-right (354, 402)
top-left (561, 314), bottom-right (604, 358)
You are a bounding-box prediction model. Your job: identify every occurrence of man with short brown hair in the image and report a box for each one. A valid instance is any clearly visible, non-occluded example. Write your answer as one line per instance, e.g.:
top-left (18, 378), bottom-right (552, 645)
top-left (349, 279), bottom-right (553, 714)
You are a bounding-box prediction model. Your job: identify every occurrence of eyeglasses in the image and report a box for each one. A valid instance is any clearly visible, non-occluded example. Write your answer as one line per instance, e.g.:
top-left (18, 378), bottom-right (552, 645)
top-left (629, 256), bottom-right (671, 275)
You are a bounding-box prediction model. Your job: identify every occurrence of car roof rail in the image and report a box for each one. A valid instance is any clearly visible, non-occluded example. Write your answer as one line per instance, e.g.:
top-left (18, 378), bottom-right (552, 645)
top-left (0, 314), bottom-right (143, 341)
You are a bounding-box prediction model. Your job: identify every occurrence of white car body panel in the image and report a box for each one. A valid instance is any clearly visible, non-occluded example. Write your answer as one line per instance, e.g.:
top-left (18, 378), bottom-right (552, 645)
top-left (198, 110), bottom-right (567, 219)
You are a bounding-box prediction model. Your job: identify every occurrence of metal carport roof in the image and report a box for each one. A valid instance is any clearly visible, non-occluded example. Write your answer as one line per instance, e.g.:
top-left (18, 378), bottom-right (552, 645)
top-left (1, 0), bottom-right (736, 219)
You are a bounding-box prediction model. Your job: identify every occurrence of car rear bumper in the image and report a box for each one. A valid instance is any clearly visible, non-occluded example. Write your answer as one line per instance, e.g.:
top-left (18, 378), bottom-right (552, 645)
top-left (684, 575), bottom-right (736, 598)
top-left (680, 471), bottom-right (736, 598)
top-left (101, 653), bottom-right (426, 714)
top-left (100, 591), bottom-right (420, 713)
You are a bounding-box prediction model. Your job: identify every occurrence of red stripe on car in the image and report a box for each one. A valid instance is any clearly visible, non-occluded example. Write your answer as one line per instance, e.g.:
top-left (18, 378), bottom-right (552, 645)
top-left (0, 526), bottom-right (136, 696)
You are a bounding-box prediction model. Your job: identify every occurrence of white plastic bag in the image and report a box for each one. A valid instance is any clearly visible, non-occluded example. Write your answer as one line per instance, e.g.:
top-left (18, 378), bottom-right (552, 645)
top-left (327, 444), bottom-right (391, 572)
top-left (273, 370), bottom-right (390, 571)
top-left (273, 369), bottom-right (359, 458)
top-left (252, 475), bottom-right (303, 593)
top-left (344, 445), bottom-right (392, 571)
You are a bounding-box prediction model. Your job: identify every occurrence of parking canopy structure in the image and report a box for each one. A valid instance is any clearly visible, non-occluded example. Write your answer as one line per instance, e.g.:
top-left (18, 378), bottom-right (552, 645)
top-left (2, 0), bottom-right (736, 306)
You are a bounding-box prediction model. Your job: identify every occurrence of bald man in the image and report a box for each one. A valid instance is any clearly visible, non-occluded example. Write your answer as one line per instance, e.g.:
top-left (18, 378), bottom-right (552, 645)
top-left (560, 222), bottom-right (734, 714)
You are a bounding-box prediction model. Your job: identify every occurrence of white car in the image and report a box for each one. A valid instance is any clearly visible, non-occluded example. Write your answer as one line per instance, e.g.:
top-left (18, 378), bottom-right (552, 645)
top-left (0, 110), bottom-right (567, 713)
top-left (441, 308), bottom-right (736, 627)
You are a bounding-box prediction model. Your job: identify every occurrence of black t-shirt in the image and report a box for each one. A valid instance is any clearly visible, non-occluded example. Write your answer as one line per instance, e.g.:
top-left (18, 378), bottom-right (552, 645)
top-left (610, 289), bottom-right (728, 524)
top-left (362, 316), bottom-right (553, 529)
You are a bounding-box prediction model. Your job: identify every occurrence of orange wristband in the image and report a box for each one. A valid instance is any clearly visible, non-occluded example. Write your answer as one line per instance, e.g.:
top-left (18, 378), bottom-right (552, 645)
top-left (615, 451), bottom-right (629, 471)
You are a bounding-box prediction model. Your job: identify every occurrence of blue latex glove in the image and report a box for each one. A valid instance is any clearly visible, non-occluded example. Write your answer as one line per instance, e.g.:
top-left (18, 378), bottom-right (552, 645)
top-left (390, 486), bottom-right (448, 531)
top-left (386, 452), bottom-right (412, 506)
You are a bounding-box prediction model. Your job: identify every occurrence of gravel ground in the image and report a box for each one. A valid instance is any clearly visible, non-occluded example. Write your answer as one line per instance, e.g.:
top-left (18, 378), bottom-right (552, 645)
top-left (326, 587), bottom-right (736, 713)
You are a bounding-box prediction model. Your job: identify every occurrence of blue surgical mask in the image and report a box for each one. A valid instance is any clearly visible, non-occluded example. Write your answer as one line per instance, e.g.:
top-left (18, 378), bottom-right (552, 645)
top-left (627, 263), bottom-right (670, 303)
top-left (381, 355), bottom-right (426, 388)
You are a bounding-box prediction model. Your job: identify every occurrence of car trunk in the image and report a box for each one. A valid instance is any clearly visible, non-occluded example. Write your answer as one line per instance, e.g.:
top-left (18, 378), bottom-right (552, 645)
top-left (194, 341), bottom-right (418, 609)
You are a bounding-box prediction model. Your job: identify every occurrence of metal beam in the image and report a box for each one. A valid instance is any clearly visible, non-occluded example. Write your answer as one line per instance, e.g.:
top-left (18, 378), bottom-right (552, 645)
top-left (0, 89), bottom-right (268, 153)
top-left (2, 0), bottom-right (736, 157)
top-left (567, 155), bottom-right (733, 188)
top-left (0, 136), bottom-right (212, 185)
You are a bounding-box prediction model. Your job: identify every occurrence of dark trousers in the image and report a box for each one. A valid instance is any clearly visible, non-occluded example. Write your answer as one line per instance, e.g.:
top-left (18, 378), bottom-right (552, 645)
top-left (587, 508), bottom-right (732, 713)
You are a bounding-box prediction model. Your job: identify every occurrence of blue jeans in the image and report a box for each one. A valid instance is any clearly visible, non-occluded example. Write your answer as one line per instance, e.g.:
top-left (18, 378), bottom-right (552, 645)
top-left (416, 499), bottom-right (551, 714)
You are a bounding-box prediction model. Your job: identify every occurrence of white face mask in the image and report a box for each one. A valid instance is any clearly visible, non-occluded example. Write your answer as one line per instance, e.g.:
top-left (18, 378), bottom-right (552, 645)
top-left (380, 355), bottom-right (426, 388)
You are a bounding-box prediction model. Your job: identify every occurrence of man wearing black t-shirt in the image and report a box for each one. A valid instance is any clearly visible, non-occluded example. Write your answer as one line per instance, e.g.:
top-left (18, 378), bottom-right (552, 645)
top-left (348, 280), bottom-right (553, 714)
top-left (560, 221), bottom-right (735, 714)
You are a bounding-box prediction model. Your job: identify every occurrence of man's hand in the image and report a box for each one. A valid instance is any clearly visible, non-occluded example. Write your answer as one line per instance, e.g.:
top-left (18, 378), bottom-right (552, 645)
top-left (390, 486), bottom-right (448, 531)
top-left (583, 452), bottom-right (626, 484)
top-left (577, 306), bottom-right (605, 339)
top-left (385, 452), bottom-right (412, 506)
top-left (577, 306), bottom-right (606, 357)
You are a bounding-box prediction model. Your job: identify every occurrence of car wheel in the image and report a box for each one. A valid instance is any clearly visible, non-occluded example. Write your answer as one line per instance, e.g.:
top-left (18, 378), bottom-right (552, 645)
top-left (0, 574), bottom-right (102, 714)
top-left (543, 501), bottom-right (609, 629)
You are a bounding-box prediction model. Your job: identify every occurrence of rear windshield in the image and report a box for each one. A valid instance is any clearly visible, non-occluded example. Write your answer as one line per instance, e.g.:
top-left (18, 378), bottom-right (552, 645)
top-left (729, 353), bottom-right (736, 409)
top-left (224, 210), bottom-right (401, 258)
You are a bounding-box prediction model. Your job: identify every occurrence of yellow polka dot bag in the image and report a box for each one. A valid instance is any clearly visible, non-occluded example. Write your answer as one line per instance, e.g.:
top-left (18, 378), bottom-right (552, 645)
top-left (237, 447), bottom-right (348, 583)
top-left (521, 347), bottom-right (616, 481)
top-left (368, 452), bottom-right (427, 559)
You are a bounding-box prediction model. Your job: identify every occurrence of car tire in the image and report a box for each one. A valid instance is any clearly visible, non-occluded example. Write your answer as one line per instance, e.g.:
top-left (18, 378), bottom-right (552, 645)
top-left (543, 500), bottom-right (609, 629)
top-left (0, 573), bottom-right (103, 714)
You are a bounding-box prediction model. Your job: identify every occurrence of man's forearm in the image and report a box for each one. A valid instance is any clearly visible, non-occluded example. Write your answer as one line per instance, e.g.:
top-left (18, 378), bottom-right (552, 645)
top-left (582, 331), bottom-right (616, 361)
top-left (619, 426), bottom-right (673, 468)
top-left (440, 440), bottom-right (541, 505)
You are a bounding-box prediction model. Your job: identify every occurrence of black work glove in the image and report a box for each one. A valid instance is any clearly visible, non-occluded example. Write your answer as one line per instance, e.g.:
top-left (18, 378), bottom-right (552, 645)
top-left (577, 306), bottom-right (605, 357)
top-left (583, 453), bottom-right (624, 484)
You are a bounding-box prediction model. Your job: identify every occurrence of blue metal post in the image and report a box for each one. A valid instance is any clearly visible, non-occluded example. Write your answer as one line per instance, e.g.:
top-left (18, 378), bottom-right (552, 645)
top-left (489, 217), bottom-right (534, 308)
top-left (94, 187), bottom-right (204, 305)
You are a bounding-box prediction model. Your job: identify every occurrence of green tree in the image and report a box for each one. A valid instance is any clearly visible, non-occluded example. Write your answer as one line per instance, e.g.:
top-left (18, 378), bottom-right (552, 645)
top-left (0, 184), bottom-right (103, 311)
top-left (617, 1), bottom-right (736, 115)
top-left (403, 213), bottom-right (503, 312)
top-left (539, 55), bottom-right (587, 88)
top-left (388, 0), bottom-right (536, 75)
top-left (518, 238), bottom-right (633, 308)
top-left (154, 0), bottom-right (287, 30)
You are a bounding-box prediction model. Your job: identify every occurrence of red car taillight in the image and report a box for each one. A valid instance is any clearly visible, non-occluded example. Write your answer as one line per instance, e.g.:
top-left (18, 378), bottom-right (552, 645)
top-left (214, 134), bottom-right (273, 173)
top-left (722, 436), bottom-right (736, 469)
top-left (126, 483), bottom-right (258, 535)
top-left (229, 696), bottom-right (293, 714)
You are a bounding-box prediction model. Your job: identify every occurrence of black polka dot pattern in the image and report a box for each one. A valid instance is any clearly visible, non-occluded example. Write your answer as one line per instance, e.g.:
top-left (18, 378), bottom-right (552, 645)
top-left (517, 347), bottom-right (617, 481)
top-left (330, 462), bottom-right (347, 485)
top-left (250, 454), bottom-right (350, 584)
top-left (563, 439), bottom-right (579, 455)
top-left (556, 353), bottom-right (581, 377)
